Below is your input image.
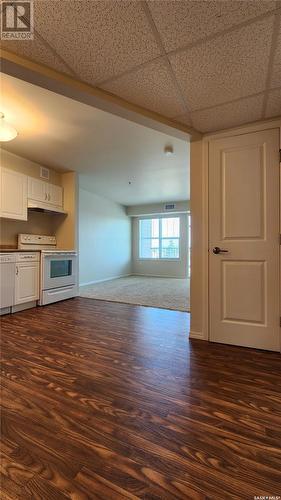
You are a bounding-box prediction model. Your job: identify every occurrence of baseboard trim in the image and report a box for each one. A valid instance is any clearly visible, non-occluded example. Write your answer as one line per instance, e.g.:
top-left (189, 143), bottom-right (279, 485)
top-left (132, 273), bottom-right (189, 279)
top-left (79, 274), bottom-right (132, 287)
top-left (189, 330), bottom-right (206, 340)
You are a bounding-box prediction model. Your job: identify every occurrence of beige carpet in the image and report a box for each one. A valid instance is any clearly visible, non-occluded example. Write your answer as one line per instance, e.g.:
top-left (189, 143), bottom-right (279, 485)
top-left (79, 276), bottom-right (190, 312)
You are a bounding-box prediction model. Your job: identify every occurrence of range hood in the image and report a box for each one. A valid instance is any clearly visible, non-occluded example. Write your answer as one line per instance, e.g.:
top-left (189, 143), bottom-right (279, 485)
top-left (28, 200), bottom-right (67, 215)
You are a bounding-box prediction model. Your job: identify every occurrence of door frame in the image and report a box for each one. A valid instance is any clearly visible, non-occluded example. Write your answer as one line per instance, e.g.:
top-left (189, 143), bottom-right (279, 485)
top-left (201, 117), bottom-right (281, 348)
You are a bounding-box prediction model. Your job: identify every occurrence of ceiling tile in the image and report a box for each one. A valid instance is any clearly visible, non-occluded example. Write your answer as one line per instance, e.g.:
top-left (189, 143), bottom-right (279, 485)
top-left (191, 94), bottom-right (264, 133)
top-left (1, 36), bottom-right (72, 75)
top-left (265, 88), bottom-right (281, 117)
top-left (100, 58), bottom-right (185, 118)
top-left (34, 0), bottom-right (161, 85)
top-left (169, 17), bottom-right (273, 111)
top-left (270, 20), bottom-right (281, 88)
top-left (148, 0), bottom-right (277, 52)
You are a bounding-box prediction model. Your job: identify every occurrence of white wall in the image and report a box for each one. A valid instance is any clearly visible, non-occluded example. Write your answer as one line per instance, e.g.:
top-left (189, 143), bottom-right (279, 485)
top-left (79, 188), bottom-right (131, 285)
top-left (131, 213), bottom-right (189, 278)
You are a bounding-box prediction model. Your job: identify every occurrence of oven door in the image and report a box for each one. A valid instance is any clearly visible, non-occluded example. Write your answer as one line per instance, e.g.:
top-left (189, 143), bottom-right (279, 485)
top-left (42, 253), bottom-right (77, 291)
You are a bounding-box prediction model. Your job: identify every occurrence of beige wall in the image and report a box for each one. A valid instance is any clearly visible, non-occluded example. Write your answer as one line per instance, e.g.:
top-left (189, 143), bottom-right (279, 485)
top-left (190, 139), bottom-right (205, 337)
top-left (79, 188), bottom-right (131, 285)
top-left (0, 211), bottom-right (58, 247)
top-left (0, 149), bottom-right (62, 185)
top-left (132, 213), bottom-right (188, 278)
top-left (127, 201), bottom-right (190, 217)
top-left (56, 172), bottom-right (78, 250)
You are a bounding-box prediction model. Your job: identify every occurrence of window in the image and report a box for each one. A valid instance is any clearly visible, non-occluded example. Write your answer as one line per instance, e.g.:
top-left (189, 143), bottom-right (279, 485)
top-left (139, 217), bottom-right (180, 259)
top-left (50, 259), bottom-right (72, 278)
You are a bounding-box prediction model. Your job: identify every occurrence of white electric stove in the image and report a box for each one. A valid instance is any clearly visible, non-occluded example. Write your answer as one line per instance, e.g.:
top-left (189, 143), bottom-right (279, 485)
top-left (18, 234), bottom-right (78, 305)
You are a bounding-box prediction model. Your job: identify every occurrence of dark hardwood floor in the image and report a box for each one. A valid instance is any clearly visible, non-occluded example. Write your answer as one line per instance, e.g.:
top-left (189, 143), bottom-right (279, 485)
top-left (1, 297), bottom-right (281, 499)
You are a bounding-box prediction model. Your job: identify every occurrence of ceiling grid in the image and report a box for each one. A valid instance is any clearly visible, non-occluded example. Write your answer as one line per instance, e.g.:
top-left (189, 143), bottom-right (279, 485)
top-left (139, 1), bottom-right (194, 126)
top-left (261, 11), bottom-right (281, 118)
top-left (1, 0), bottom-right (281, 132)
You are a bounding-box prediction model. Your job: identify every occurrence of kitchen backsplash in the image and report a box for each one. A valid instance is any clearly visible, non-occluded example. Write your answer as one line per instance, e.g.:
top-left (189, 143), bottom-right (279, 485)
top-left (0, 211), bottom-right (60, 247)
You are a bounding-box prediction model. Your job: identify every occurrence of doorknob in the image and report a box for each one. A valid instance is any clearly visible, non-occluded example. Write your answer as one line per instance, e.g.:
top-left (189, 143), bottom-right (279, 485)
top-left (212, 246), bottom-right (229, 255)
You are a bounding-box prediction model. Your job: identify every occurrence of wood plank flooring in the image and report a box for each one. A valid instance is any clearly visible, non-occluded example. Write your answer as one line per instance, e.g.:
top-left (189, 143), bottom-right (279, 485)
top-left (1, 297), bottom-right (281, 499)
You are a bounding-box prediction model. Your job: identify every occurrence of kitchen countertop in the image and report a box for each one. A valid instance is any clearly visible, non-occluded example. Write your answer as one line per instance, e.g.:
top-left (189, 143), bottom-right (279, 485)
top-left (0, 249), bottom-right (41, 253)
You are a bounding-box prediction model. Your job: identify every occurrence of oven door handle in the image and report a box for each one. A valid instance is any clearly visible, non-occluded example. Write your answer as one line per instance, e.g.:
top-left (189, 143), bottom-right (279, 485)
top-left (43, 253), bottom-right (77, 257)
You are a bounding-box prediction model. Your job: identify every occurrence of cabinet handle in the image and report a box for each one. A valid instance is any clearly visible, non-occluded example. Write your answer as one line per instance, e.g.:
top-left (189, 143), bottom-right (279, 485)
top-left (48, 193), bottom-right (50, 201)
top-left (16, 266), bottom-right (19, 276)
top-left (45, 193), bottom-right (48, 200)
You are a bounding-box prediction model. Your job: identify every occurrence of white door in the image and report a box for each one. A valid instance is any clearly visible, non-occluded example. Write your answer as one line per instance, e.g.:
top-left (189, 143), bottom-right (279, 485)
top-left (0, 168), bottom-right (27, 220)
top-left (47, 183), bottom-right (63, 207)
top-left (15, 262), bottom-right (39, 304)
top-left (209, 128), bottom-right (280, 351)
top-left (28, 177), bottom-right (48, 203)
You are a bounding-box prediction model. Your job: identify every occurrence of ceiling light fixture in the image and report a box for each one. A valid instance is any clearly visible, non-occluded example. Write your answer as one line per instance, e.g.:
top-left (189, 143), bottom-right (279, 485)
top-left (164, 145), bottom-right (174, 157)
top-left (0, 113), bottom-right (18, 142)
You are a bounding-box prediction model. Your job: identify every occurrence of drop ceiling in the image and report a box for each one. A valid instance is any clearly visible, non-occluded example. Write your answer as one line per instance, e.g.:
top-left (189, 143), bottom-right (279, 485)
top-left (1, 0), bottom-right (280, 132)
top-left (1, 73), bottom-right (189, 205)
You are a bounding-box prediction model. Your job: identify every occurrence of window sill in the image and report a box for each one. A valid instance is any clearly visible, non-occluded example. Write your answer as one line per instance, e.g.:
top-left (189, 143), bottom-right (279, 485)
top-left (138, 258), bottom-right (181, 262)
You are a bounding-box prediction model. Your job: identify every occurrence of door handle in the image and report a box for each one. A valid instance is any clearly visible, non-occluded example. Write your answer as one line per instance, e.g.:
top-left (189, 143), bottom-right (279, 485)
top-left (16, 266), bottom-right (19, 275)
top-left (212, 246), bottom-right (229, 255)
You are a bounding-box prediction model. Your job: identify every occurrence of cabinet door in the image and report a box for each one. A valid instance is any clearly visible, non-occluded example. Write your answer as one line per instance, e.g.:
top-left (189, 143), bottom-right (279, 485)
top-left (15, 262), bottom-right (39, 305)
top-left (28, 177), bottom-right (48, 203)
top-left (0, 168), bottom-right (27, 220)
top-left (0, 261), bottom-right (15, 309)
top-left (48, 183), bottom-right (63, 207)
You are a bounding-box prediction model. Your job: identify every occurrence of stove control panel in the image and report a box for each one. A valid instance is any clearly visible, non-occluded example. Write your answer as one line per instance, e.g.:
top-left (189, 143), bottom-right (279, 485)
top-left (18, 234), bottom-right (57, 247)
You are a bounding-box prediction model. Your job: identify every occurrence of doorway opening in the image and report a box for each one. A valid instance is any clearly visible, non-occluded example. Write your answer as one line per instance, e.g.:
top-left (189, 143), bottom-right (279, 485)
top-left (78, 126), bottom-right (191, 313)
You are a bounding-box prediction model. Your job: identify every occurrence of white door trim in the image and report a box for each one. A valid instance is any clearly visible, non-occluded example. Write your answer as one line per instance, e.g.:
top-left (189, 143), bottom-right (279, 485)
top-left (202, 117), bottom-right (281, 347)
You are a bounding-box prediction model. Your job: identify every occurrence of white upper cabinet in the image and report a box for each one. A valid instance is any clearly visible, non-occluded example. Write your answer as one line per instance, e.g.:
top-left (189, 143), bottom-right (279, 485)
top-left (0, 167), bottom-right (64, 219)
top-left (28, 177), bottom-right (63, 209)
top-left (47, 183), bottom-right (63, 207)
top-left (28, 177), bottom-right (47, 204)
top-left (0, 167), bottom-right (28, 220)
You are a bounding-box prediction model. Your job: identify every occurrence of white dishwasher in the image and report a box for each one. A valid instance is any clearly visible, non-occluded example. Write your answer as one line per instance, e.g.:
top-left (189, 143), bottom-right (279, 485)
top-left (0, 253), bottom-right (16, 315)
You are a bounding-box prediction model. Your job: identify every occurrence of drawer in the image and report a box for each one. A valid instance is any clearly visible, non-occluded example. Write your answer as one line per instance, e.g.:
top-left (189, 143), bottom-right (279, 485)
top-left (0, 254), bottom-right (16, 263)
top-left (16, 252), bottom-right (40, 262)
